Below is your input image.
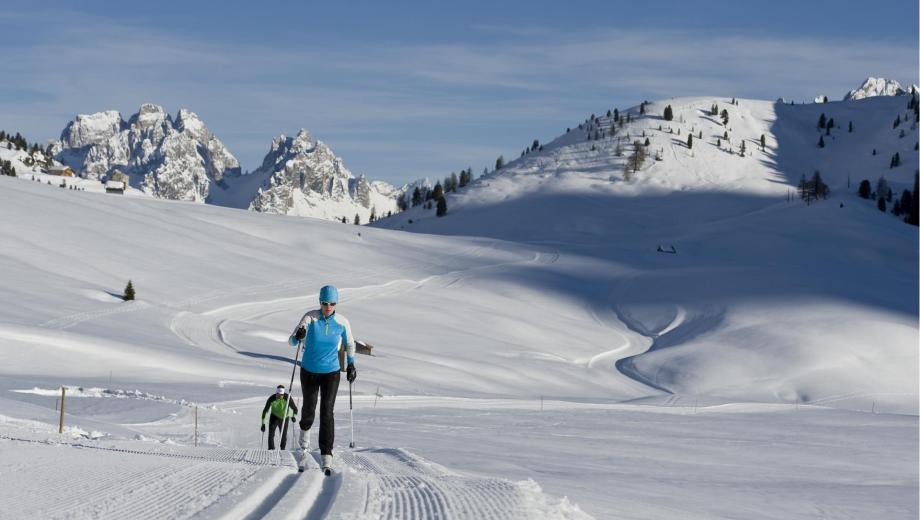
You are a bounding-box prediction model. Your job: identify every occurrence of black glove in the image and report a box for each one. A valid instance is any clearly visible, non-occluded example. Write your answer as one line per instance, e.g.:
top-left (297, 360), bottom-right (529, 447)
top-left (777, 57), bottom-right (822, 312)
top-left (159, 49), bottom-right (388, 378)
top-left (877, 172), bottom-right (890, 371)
top-left (346, 363), bottom-right (357, 383)
top-left (260, 424), bottom-right (265, 432)
top-left (295, 326), bottom-right (306, 341)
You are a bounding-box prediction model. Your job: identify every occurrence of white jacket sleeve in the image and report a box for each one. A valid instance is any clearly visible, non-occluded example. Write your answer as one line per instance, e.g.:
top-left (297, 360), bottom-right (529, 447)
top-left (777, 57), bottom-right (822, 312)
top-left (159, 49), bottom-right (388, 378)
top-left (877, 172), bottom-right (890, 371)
top-left (338, 314), bottom-right (357, 363)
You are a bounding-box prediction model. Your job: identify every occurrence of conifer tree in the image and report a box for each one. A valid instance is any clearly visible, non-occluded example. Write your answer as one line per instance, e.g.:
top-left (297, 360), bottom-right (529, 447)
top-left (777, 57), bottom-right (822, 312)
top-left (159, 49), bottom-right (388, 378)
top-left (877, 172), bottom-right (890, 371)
top-left (687, 134), bottom-right (693, 149)
top-left (412, 186), bottom-right (421, 206)
top-left (123, 280), bottom-right (135, 301)
top-left (890, 152), bottom-right (901, 168)
top-left (877, 197), bottom-right (886, 212)
top-left (760, 134), bottom-right (766, 149)
top-left (614, 108), bottom-right (619, 122)
top-left (436, 197), bottom-right (447, 217)
top-left (663, 105), bottom-right (673, 121)
top-left (848, 121), bottom-right (853, 132)
top-left (495, 156), bottom-right (504, 170)
top-left (720, 109), bottom-right (729, 125)
top-left (354, 214), bottom-right (360, 225)
top-left (644, 137), bottom-right (650, 147)
top-left (432, 182), bottom-right (443, 200)
top-left (818, 135), bottom-right (825, 148)
top-left (818, 113), bottom-right (826, 129)
top-left (910, 171), bottom-right (919, 226)
top-left (858, 180), bottom-right (871, 199)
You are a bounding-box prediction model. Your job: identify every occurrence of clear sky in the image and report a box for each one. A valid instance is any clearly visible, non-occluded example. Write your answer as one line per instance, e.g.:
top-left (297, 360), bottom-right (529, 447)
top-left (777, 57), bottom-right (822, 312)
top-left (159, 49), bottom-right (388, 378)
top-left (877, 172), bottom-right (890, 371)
top-left (2, 0), bottom-right (917, 185)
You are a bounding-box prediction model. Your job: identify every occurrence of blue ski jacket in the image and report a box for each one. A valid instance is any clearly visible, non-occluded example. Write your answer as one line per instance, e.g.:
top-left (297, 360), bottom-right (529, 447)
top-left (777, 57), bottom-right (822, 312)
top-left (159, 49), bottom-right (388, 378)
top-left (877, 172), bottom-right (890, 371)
top-left (289, 310), bottom-right (356, 374)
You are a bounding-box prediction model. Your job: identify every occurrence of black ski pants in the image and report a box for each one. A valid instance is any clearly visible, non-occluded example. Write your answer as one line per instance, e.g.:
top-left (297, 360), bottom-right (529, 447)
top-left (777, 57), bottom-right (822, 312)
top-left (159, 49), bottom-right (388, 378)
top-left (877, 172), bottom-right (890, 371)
top-left (299, 368), bottom-right (340, 455)
top-left (267, 414), bottom-right (290, 450)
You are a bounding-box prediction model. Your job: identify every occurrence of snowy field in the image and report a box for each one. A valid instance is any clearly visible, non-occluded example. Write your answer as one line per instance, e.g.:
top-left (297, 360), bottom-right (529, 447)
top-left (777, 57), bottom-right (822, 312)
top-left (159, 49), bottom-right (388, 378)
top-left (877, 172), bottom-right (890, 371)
top-left (0, 95), bottom-right (917, 519)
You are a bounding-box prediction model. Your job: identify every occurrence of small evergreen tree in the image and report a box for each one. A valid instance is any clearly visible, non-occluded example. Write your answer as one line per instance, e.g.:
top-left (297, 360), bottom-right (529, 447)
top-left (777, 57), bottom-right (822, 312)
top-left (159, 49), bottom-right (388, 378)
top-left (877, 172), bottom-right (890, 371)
top-left (876, 176), bottom-right (890, 201)
top-left (872, 148), bottom-right (877, 156)
top-left (720, 109), bottom-right (729, 125)
top-left (848, 121), bottom-right (853, 132)
top-left (412, 186), bottom-right (421, 206)
top-left (740, 140), bottom-right (746, 156)
top-left (354, 214), bottom-right (360, 225)
top-left (432, 182), bottom-right (443, 200)
top-left (858, 179), bottom-right (871, 199)
top-left (899, 189), bottom-right (912, 219)
top-left (687, 134), bottom-right (693, 149)
top-left (818, 113), bottom-right (826, 129)
top-left (890, 152), bottom-right (901, 168)
top-left (436, 197), bottom-right (447, 217)
top-left (614, 108), bottom-right (619, 122)
top-left (644, 137), bottom-right (650, 147)
top-left (908, 171), bottom-right (919, 225)
top-left (893, 115), bottom-right (901, 128)
top-left (663, 105), bottom-right (673, 121)
top-left (123, 280), bottom-right (135, 301)
top-left (818, 135), bottom-right (825, 148)
top-left (495, 155), bottom-right (504, 170)
top-left (760, 134), bottom-right (766, 149)
top-left (877, 196), bottom-right (886, 212)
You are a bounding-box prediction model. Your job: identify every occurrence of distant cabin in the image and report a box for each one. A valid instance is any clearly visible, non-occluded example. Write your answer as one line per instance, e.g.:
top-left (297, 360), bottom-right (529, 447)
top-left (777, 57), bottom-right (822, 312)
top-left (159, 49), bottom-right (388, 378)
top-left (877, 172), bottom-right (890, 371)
top-left (105, 181), bottom-right (125, 194)
top-left (356, 340), bottom-right (374, 356)
top-left (47, 166), bottom-right (75, 177)
top-left (108, 170), bottom-right (129, 186)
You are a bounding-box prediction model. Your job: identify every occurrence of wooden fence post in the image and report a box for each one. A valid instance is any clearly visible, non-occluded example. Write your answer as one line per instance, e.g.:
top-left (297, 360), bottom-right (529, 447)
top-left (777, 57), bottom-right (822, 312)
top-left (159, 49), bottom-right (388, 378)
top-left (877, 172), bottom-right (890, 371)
top-left (58, 387), bottom-right (66, 434)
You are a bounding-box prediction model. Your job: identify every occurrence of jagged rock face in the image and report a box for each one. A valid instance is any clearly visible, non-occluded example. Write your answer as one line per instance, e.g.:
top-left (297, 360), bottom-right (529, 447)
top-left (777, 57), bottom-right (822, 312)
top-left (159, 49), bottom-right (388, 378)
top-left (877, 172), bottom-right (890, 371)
top-left (249, 129), bottom-right (400, 222)
top-left (53, 104), bottom-right (241, 201)
top-left (844, 77), bottom-right (916, 101)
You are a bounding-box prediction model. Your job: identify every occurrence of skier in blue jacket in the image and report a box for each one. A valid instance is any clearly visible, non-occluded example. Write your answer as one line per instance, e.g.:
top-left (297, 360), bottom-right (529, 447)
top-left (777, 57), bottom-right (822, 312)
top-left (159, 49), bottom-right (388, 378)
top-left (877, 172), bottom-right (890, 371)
top-left (289, 285), bottom-right (357, 472)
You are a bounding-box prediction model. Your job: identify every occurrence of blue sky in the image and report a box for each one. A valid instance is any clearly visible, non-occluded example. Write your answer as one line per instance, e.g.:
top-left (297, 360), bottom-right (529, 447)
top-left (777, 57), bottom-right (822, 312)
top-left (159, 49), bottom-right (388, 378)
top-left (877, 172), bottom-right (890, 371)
top-left (2, 1), bottom-right (917, 185)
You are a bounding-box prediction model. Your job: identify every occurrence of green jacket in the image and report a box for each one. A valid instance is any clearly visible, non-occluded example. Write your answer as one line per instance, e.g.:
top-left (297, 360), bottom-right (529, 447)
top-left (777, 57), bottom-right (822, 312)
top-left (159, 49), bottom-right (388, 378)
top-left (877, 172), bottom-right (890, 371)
top-left (261, 394), bottom-right (298, 424)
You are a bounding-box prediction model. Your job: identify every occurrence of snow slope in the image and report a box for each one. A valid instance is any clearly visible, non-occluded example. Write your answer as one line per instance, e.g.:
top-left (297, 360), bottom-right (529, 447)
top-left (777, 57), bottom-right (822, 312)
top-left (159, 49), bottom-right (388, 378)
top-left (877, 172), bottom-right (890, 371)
top-left (0, 94), bottom-right (916, 519)
top-left (376, 95), bottom-right (919, 413)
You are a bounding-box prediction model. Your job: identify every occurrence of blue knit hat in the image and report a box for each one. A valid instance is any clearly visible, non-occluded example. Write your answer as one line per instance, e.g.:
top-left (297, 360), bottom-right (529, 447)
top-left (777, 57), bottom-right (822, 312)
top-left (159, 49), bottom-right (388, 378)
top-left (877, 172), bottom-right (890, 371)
top-left (319, 285), bottom-right (339, 304)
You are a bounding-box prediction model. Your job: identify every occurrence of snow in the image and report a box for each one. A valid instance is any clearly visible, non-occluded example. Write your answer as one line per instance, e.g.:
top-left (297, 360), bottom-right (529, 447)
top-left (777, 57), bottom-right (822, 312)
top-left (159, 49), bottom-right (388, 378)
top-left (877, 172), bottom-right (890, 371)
top-left (843, 77), bottom-right (914, 101)
top-left (0, 93), bottom-right (917, 518)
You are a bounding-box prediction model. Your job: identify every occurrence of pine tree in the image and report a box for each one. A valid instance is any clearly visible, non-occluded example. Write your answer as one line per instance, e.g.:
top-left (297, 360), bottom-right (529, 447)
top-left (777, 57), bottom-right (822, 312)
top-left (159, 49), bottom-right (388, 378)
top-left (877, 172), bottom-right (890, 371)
top-left (872, 148), bottom-right (877, 156)
top-left (910, 171), bottom-right (919, 226)
top-left (899, 189), bottom-right (912, 219)
top-left (877, 196), bottom-right (886, 212)
top-left (818, 113), bottom-right (826, 129)
top-left (341, 216), bottom-right (347, 223)
top-left (412, 186), bottom-right (421, 206)
top-left (720, 109), bottom-right (729, 125)
top-left (644, 137), bottom-right (650, 147)
top-left (531, 139), bottom-right (540, 151)
top-left (893, 115), bottom-right (901, 128)
top-left (858, 179), bottom-right (871, 199)
top-left (890, 152), bottom-right (901, 168)
top-left (818, 135), bottom-right (825, 148)
top-left (432, 182), bottom-right (443, 200)
top-left (876, 176), bottom-right (890, 201)
top-left (495, 155), bottom-right (504, 170)
top-left (812, 170), bottom-right (828, 199)
top-left (450, 172), bottom-right (458, 191)
top-left (606, 110), bottom-right (612, 117)
top-left (893, 199), bottom-right (901, 216)
top-left (354, 214), bottom-right (360, 225)
top-left (614, 108), bottom-right (619, 122)
top-left (698, 130), bottom-right (702, 139)
top-left (663, 105), bottom-right (673, 121)
top-left (640, 102), bottom-right (646, 115)
top-left (740, 140), bottom-right (746, 156)
top-left (436, 197), bottom-right (447, 217)
top-left (760, 134), bottom-right (766, 149)
top-left (687, 134), bottom-right (693, 149)
top-left (123, 280), bottom-right (135, 301)
top-left (716, 138), bottom-right (721, 147)
top-left (848, 121), bottom-right (853, 132)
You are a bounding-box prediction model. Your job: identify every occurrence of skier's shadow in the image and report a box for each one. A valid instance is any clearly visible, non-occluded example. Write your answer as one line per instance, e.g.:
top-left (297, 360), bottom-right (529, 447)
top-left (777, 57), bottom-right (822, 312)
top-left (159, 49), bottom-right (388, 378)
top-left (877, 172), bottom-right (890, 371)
top-left (238, 351), bottom-right (300, 366)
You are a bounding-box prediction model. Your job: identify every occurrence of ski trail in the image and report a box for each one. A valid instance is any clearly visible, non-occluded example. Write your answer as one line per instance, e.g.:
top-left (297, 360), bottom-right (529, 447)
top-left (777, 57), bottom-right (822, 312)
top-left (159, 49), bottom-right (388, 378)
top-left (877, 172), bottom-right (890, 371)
top-left (0, 439), bottom-right (295, 520)
top-left (327, 448), bottom-right (592, 519)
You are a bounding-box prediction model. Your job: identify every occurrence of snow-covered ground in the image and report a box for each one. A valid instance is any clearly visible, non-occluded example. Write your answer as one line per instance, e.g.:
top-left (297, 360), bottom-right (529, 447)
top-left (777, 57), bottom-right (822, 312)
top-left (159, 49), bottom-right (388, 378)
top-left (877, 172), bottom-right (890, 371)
top-left (0, 94), bottom-right (917, 519)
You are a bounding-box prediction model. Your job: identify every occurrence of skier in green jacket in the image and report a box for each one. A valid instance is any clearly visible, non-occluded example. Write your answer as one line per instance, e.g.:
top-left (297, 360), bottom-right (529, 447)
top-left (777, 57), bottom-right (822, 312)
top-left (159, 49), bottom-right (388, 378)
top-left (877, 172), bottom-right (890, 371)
top-left (261, 385), bottom-right (298, 450)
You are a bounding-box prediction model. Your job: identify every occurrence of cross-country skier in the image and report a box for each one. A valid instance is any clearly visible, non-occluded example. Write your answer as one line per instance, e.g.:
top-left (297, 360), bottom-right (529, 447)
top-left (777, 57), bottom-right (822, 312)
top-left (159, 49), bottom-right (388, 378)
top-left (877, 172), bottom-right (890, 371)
top-left (289, 285), bottom-right (357, 473)
top-left (261, 385), bottom-right (298, 450)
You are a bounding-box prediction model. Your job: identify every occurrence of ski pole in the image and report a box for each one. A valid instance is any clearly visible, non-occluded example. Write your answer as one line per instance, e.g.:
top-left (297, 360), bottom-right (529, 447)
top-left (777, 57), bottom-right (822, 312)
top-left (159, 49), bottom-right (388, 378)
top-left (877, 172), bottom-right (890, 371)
top-left (261, 430), bottom-right (265, 449)
top-left (349, 381), bottom-right (355, 448)
top-left (281, 338), bottom-right (303, 450)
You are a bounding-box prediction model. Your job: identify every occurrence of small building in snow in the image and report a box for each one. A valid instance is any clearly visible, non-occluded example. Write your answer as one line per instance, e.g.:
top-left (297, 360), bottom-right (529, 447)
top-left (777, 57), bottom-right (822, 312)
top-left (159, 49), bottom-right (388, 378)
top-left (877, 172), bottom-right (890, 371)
top-left (108, 170), bottom-right (129, 186)
top-left (48, 166), bottom-right (75, 177)
top-left (105, 181), bottom-right (125, 194)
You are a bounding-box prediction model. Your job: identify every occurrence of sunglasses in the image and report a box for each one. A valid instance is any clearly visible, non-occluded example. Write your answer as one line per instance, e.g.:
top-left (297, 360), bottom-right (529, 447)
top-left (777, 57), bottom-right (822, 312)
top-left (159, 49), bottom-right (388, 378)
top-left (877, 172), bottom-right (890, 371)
top-left (320, 301), bottom-right (337, 306)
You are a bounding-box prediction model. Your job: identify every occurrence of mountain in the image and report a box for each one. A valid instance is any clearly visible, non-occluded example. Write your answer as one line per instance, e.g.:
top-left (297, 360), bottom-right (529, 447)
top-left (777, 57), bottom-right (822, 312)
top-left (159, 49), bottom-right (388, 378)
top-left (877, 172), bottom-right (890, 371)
top-left (236, 129), bottom-right (401, 222)
top-left (843, 77), bottom-right (918, 100)
top-left (52, 104), bottom-right (241, 202)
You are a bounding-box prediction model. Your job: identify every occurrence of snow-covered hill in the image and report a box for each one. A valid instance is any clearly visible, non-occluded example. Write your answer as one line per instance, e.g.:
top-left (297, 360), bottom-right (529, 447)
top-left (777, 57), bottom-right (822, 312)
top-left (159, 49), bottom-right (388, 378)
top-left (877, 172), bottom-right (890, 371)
top-left (375, 94), bottom-right (919, 413)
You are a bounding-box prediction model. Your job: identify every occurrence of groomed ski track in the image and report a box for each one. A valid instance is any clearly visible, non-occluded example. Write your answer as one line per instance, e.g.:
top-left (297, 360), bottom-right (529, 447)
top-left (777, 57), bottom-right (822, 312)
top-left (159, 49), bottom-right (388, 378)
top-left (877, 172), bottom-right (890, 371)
top-left (0, 434), bottom-right (588, 519)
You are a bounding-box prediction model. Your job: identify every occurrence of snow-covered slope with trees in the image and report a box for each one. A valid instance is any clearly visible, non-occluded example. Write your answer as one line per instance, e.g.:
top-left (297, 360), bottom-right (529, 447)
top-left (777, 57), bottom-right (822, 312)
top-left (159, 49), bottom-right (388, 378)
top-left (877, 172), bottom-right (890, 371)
top-left (376, 93), bottom-right (919, 414)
